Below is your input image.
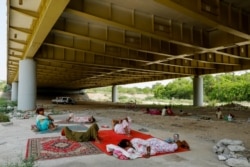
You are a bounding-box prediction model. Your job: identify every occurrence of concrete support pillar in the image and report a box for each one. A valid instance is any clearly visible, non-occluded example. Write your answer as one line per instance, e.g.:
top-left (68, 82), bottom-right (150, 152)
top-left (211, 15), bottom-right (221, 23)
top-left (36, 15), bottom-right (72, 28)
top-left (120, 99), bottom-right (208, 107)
top-left (11, 82), bottom-right (18, 101)
top-left (18, 59), bottom-right (36, 111)
top-left (193, 75), bottom-right (203, 106)
top-left (112, 85), bottom-right (118, 103)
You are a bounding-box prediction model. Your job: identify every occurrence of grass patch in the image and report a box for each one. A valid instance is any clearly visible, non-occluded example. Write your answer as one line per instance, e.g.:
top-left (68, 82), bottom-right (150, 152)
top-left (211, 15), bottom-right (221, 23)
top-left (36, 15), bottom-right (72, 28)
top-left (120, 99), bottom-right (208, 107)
top-left (3, 156), bottom-right (37, 167)
top-left (0, 113), bottom-right (10, 122)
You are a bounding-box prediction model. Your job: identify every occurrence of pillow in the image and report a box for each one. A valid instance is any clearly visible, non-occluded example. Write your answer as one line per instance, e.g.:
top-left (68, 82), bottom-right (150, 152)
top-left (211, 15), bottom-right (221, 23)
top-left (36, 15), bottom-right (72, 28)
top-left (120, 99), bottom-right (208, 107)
top-left (113, 150), bottom-right (129, 160)
top-left (106, 144), bottom-right (142, 160)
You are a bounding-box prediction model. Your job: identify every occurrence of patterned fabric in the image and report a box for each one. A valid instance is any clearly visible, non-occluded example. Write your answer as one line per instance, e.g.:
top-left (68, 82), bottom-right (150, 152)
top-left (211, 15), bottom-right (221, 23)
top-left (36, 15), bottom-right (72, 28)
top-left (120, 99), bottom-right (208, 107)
top-left (106, 144), bottom-right (141, 160)
top-left (131, 138), bottom-right (178, 156)
top-left (113, 150), bottom-right (129, 160)
top-left (25, 136), bottom-right (102, 160)
top-left (114, 120), bottom-right (131, 134)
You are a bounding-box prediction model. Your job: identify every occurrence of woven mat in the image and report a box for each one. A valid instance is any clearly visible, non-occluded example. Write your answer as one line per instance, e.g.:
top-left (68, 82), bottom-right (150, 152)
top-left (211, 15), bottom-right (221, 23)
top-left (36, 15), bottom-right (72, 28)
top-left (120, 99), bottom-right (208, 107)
top-left (25, 136), bottom-right (102, 160)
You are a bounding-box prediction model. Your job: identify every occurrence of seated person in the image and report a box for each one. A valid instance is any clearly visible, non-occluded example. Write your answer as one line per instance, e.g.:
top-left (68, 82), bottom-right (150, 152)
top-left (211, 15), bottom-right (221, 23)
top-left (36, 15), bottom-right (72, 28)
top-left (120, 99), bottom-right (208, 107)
top-left (227, 113), bottom-right (235, 121)
top-left (35, 107), bottom-right (57, 131)
top-left (215, 107), bottom-right (223, 119)
top-left (161, 106), bottom-right (167, 116)
top-left (117, 137), bottom-right (189, 158)
top-left (112, 117), bottom-right (132, 136)
top-left (61, 123), bottom-right (100, 143)
top-left (166, 106), bottom-right (175, 116)
top-left (66, 113), bottom-right (96, 123)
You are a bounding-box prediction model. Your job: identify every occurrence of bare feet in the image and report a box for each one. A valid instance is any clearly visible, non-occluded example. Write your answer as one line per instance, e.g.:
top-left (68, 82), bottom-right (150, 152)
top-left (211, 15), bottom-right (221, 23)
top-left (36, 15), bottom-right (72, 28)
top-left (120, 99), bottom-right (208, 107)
top-left (31, 125), bottom-right (39, 132)
top-left (176, 140), bottom-right (190, 150)
top-left (95, 137), bottom-right (101, 143)
top-left (50, 126), bottom-right (57, 131)
top-left (66, 116), bottom-right (71, 122)
top-left (143, 152), bottom-right (150, 158)
top-left (49, 124), bottom-right (58, 131)
top-left (66, 113), bottom-right (74, 122)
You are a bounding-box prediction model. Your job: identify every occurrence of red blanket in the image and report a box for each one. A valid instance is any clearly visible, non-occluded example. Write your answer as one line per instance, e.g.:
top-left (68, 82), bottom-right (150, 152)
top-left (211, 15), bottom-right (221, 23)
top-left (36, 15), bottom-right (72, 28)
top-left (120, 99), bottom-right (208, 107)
top-left (92, 129), bottom-right (188, 156)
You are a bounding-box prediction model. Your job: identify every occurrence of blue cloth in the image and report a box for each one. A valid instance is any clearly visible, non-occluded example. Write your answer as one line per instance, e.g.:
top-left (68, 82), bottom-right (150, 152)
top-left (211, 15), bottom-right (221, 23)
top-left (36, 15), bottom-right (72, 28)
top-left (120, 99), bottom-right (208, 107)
top-left (36, 118), bottom-right (51, 131)
top-left (165, 137), bottom-right (174, 143)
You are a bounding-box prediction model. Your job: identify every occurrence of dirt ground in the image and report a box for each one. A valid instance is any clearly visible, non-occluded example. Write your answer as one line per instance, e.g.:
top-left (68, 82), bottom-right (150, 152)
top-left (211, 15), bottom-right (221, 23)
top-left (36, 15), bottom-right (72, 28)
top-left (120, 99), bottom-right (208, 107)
top-left (1, 91), bottom-right (250, 149)
top-left (35, 92), bottom-right (250, 151)
top-left (1, 91), bottom-right (249, 167)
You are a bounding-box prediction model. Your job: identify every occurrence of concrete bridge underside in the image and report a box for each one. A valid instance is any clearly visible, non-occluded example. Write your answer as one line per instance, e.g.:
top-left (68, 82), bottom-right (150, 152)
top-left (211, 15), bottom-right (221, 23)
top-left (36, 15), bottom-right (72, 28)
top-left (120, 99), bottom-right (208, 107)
top-left (6, 0), bottom-right (250, 109)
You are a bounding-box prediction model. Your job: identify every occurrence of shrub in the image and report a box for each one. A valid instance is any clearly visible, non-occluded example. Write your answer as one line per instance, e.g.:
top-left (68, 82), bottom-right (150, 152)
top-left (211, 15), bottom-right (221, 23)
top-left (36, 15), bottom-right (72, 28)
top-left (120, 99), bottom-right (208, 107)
top-left (207, 99), bottom-right (218, 107)
top-left (0, 113), bottom-right (10, 122)
top-left (3, 156), bottom-right (37, 167)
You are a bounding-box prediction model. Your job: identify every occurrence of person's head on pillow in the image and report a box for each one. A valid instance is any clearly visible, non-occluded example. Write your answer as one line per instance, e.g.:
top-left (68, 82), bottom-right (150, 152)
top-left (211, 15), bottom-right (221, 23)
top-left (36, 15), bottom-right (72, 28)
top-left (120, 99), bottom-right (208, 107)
top-left (118, 139), bottom-right (131, 149)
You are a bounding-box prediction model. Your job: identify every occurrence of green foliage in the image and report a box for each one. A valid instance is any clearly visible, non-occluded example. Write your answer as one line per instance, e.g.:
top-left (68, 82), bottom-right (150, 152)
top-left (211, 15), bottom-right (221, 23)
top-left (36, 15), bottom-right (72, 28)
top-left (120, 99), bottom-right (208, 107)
top-left (118, 95), bottom-right (129, 103)
top-left (3, 156), bottom-right (37, 167)
top-left (0, 97), bottom-right (8, 107)
top-left (9, 101), bottom-right (17, 107)
top-left (0, 113), bottom-right (10, 122)
top-left (84, 72), bottom-right (250, 103)
top-left (140, 87), bottom-right (152, 94)
top-left (118, 86), bottom-right (150, 94)
top-left (144, 95), bottom-right (156, 101)
top-left (153, 78), bottom-right (192, 99)
top-left (150, 72), bottom-right (250, 103)
top-left (0, 98), bottom-right (17, 113)
top-left (0, 81), bottom-right (10, 92)
top-left (207, 99), bottom-right (218, 107)
top-left (0, 81), bottom-right (6, 91)
top-left (204, 73), bottom-right (250, 102)
top-left (86, 86), bottom-right (112, 93)
top-left (152, 83), bottom-right (165, 99)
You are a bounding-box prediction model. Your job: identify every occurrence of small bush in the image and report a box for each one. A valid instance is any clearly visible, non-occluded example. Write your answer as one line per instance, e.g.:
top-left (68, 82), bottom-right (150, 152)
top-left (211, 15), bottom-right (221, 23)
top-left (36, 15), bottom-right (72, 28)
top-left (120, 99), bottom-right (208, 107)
top-left (3, 156), bottom-right (37, 167)
top-left (118, 95), bottom-right (129, 102)
top-left (0, 98), bottom-right (8, 107)
top-left (207, 99), bottom-right (218, 107)
top-left (144, 96), bottom-right (156, 101)
top-left (0, 113), bottom-right (10, 122)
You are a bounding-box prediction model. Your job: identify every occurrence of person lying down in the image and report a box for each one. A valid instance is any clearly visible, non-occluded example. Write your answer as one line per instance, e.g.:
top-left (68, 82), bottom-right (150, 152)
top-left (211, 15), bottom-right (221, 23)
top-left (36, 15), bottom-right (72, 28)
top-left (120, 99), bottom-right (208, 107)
top-left (106, 137), bottom-right (190, 160)
top-left (66, 113), bottom-right (96, 123)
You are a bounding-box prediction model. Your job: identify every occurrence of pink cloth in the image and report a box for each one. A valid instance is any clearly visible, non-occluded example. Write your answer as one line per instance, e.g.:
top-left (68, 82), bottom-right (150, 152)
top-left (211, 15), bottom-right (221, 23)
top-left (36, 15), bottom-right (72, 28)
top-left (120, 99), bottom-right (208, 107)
top-left (166, 109), bottom-right (175, 116)
top-left (114, 120), bottom-right (131, 134)
top-left (146, 109), bottom-right (161, 115)
top-left (131, 138), bottom-right (178, 156)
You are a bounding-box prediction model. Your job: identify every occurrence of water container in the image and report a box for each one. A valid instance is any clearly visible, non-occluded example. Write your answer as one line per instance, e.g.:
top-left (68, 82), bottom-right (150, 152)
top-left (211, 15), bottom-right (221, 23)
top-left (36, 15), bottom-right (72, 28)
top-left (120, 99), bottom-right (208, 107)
top-left (228, 114), bottom-right (232, 121)
top-left (161, 108), bottom-right (166, 116)
top-left (173, 134), bottom-right (179, 142)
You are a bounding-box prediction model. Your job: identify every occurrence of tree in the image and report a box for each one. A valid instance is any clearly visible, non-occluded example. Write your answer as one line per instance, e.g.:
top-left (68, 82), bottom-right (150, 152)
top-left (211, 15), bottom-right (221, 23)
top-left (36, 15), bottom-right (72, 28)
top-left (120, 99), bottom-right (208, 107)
top-left (152, 78), bottom-right (192, 99)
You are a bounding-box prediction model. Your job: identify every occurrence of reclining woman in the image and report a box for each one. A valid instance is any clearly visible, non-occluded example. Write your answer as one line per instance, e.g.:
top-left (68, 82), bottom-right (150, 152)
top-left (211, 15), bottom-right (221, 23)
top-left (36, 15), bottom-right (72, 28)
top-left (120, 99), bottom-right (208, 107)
top-left (112, 117), bottom-right (132, 136)
top-left (61, 123), bottom-right (101, 143)
top-left (35, 107), bottom-right (58, 131)
top-left (117, 137), bottom-right (190, 158)
top-left (66, 113), bottom-right (96, 123)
